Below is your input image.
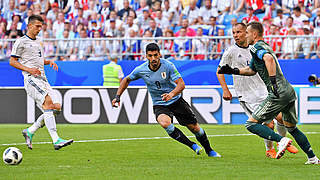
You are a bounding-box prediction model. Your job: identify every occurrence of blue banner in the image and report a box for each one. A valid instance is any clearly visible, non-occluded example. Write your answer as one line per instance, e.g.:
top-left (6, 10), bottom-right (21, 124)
top-left (1, 59), bottom-right (319, 86)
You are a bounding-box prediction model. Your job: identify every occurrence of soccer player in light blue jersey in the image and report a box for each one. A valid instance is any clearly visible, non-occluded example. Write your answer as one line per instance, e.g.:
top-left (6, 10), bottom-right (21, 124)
top-left (112, 43), bottom-right (220, 157)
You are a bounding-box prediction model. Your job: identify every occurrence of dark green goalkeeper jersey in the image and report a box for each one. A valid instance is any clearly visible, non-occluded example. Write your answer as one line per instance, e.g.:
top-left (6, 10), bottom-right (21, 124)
top-left (248, 40), bottom-right (296, 104)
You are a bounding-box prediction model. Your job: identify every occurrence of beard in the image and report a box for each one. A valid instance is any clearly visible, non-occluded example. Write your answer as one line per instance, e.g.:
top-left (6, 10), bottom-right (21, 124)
top-left (247, 38), bottom-right (254, 45)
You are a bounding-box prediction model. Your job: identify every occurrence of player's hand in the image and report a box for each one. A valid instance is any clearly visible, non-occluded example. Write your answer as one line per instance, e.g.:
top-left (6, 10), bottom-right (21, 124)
top-left (28, 68), bottom-right (41, 77)
top-left (218, 64), bottom-right (240, 75)
top-left (161, 93), bottom-right (173, 102)
top-left (270, 76), bottom-right (280, 98)
top-left (49, 60), bottom-right (58, 71)
top-left (223, 90), bottom-right (232, 100)
top-left (112, 95), bottom-right (121, 108)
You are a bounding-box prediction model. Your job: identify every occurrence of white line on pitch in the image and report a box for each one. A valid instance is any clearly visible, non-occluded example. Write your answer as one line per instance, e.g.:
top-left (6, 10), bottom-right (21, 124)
top-left (1, 132), bottom-right (319, 146)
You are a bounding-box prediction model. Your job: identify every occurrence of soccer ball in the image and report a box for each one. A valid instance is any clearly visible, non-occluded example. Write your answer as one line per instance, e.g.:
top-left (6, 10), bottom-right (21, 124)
top-left (3, 147), bottom-right (23, 165)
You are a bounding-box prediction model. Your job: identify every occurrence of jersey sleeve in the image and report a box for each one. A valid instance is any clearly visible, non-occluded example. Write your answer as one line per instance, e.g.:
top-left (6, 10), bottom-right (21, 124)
top-left (128, 66), bottom-right (141, 81)
top-left (168, 62), bottom-right (181, 81)
top-left (255, 44), bottom-right (270, 61)
top-left (249, 58), bottom-right (257, 72)
top-left (219, 46), bottom-right (233, 67)
top-left (11, 39), bottom-right (23, 58)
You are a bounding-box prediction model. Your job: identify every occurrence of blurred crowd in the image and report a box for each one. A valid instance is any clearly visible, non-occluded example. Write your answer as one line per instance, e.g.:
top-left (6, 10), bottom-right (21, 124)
top-left (0, 0), bottom-right (320, 61)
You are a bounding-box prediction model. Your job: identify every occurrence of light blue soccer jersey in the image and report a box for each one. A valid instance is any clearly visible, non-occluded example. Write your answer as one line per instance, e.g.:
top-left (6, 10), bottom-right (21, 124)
top-left (129, 59), bottom-right (182, 105)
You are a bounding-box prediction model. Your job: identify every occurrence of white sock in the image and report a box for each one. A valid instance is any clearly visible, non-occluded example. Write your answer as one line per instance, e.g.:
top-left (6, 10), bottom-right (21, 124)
top-left (264, 139), bottom-right (274, 151)
top-left (44, 110), bottom-right (59, 143)
top-left (28, 114), bottom-right (45, 134)
top-left (276, 122), bottom-right (287, 137)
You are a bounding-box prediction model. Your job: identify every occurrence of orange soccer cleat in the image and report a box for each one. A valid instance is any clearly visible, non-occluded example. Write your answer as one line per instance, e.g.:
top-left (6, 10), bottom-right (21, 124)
top-left (286, 144), bottom-right (299, 154)
top-left (266, 148), bottom-right (277, 158)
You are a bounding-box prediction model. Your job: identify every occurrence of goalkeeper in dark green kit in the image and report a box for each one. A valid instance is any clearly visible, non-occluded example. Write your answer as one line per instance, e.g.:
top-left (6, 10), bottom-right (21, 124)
top-left (218, 21), bottom-right (319, 164)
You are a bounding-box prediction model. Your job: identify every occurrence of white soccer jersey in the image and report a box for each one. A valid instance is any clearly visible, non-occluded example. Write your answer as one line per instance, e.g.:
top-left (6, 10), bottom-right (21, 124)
top-left (11, 35), bottom-right (46, 80)
top-left (219, 43), bottom-right (268, 103)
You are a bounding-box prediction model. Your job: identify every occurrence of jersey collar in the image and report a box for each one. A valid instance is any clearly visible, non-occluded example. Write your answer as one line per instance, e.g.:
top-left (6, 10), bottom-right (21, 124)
top-left (235, 43), bottom-right (249, 49)
top-left (148, 62), bottom-right (161, 72)
top-left (25, 34), bottom-right (36, 40)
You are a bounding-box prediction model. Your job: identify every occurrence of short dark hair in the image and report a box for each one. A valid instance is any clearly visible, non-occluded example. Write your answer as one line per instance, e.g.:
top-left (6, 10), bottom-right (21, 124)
top-left (293, 6), bottom-right (301, 12)
top-left (248, 21), bottom-right (263, 37)
top-left (28, 15), bottom-right (44, 25)
top-left (233, 22), bottom-right (247, 29)
top-left (146, 43), bottom-right (160, 53)
top-left (287, 16), bottom-right (294, 21)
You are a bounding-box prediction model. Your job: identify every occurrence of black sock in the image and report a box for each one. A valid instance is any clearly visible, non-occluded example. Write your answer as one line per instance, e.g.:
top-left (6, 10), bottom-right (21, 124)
top-left (196, 131), bottom-right (213, 154)
top-left (287, 127), bottom-right (315, 158)
top-left (168, 127), bottom-right (195, 148)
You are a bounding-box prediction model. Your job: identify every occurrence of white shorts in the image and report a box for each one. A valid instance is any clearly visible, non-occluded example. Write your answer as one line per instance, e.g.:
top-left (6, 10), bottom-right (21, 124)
top-left (24, 75), bottom-right (59, 111)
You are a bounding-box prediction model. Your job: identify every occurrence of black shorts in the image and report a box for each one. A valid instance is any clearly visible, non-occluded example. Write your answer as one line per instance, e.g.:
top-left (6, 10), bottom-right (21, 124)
top-left (153, 97), bottom-right (198, 126)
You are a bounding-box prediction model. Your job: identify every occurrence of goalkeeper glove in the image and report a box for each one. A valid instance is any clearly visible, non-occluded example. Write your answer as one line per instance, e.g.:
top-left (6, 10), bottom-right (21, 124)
top-left (218, 64), bottom-right (240, 75)
top-left (270, 76), bottom-right (279, 98)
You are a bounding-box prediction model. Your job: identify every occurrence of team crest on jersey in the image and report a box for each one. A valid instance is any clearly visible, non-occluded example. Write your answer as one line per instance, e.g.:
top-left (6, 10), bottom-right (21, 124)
top-left (161, 72), bottom-right (166, 79)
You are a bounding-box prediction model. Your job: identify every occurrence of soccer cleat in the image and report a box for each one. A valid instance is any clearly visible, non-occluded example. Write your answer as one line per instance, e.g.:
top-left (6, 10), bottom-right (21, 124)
top-left (22, 129), bottom-right (33, 150)
top-left (266, 148), bottom-right (277, 158)
top-left (305, 157), bottom-right (320, 165)
top-left (276, 137), bottom-right (292, 159)
top-left (208, 150), bottom-right (221, 157)
top-left (191, 144), bottom-right (203, 155)
top-left (286, 144), bottom-right (299, 154)
top-left (53, 138), bottom-right (73, 150)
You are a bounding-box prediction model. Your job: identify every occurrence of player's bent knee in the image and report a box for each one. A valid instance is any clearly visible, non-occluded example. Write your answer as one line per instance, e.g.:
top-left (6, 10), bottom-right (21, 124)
top-left (157, 114), bottom-right (171, 128)
top-left (186, 123), bottom-right (200, 133)
top-left (53, 103), bottom-right (61, 111)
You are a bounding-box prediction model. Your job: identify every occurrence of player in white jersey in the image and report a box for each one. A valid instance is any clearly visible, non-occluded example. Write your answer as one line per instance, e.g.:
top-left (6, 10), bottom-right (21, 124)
top-left (216, 23), bottom-right (298, 158)
top-left (10, 15), bottom-right (73, 150)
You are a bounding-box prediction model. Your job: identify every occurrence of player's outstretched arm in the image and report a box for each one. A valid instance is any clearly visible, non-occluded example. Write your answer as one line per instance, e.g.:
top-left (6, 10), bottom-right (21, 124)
top-left (216, 66), bottom-right (232, 100)
top-left (162, 77), bottom-right (185, 102)
top-left (44, 59), bottom-right (58, 71)
top-left (9, 56), bottom-right (41, 76)
top-left (218, 64), bottom-right (256, 76)
top-left (112, 76), bottom-right (131, 107)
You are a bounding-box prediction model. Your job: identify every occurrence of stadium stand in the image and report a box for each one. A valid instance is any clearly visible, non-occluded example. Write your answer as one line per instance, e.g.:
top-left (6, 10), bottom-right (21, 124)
top-left (0, 0), bottom-right (319, 61)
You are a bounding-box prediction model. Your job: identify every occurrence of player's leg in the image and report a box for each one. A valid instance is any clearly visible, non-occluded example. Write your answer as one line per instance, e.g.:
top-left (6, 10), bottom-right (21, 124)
top-left (42, 94), bottom-right (73, 150)
top-left (186, 123), bottom-right (221, 157)
top-left (154, 105), bottom-right (196, 152)
top-left (240, 101), bottom-right (275, 158)
top-left (275, 113), bottom-right (299, 154)
top-left (282, 102), bottom-right (319, 164)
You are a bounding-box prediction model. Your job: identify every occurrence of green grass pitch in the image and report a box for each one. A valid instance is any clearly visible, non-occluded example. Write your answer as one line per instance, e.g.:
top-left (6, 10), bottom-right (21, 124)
top-left (0, 124), bottom-right (319, 179)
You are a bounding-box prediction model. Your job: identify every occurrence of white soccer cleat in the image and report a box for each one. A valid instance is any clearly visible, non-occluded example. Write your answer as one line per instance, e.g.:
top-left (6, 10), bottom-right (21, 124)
top-left (276, 137), bottom-right (292, 159)
top-left (305, 157), bottom-right (320, 165)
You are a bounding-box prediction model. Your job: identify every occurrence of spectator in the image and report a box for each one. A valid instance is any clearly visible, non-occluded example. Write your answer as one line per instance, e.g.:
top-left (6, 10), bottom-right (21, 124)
top-left (117, 0), bottom-right (132, 20)
top-left (121, 16), bottom-right (139, 37)
top-left (0, 9), bottom-right (7, 24)
top-left (141, 30), bottom-right (154, 56)
top-left (227, 18), bottom-right (238, 36)
top-left (297, 0), bottom-right (312, 18)
top-left (138, 9), bottom-right (152, 31)
top-left (105, 31), bottom-right (121, 57)
top-left (273, 9), bottom-right (288, 28)
top-left (88, 30), bottom-right (106, 61)
top-left (210, 28), bottom-right (229, 60)
top-left (145, 18), bottom-right (163, 37)
top-left (124, 28), bottom-right (141, 60)
top-left (292, 6), bottom-right (309, 29)
top-left (5, 23), bottom-right (23, 38)
top-left (313, 9), bottom-right (320, 36)
top-left (56, 29), bottom-right (74, 61)
top-left (99, 0), bottom-right (113, 20)
top-left (17, 1), bottom-right (28, 20)
top-left (180, 0), bottom-right (200, 25)
top-left (175, 18), bottom-right (196, 37)
top-left (199, 0), bottom-right (219, 25)
top-left (136, 0), bottom-right (149, 18)
top-left (281, 28), bottom-right (300, 59)
top-left (282, 0), bottom-right (299, 14)
top-left (162, 0), bottom-right (179, 28)
top-left (280, 16), bottom-right (294, 35)
top-left (104, 10), bottom-right (123, 30)
top-left (230, 0), bottom-right (246, 15)
top-left (104, 18), bottom-right (122, 37)
top-left (265, 24), bottom-right (282, 56)
top-left (191, 27), bottom-right (208, 60)
top-left (242, 7), bottom-right (260, 23)
top-left (150, 1), bottom-right (162, 19)
top-left (174, 27), bottom-right (192, 60)
top-left (72, 8), bottom-right (89, 28)
top-left (7, 15), bottom-right (23, 32)
top-left (212, 0), bottom-right (231, 23)
top-left (52, 12), bottom-right (66, 38)
top-left (3, 0), bottom-right (17, 22)
top-left (42, 31), bottom-right (55, 59)
top-left (84, 0), bottom-right (101, 19)
top-left (208, 16), bottom-right (220, 36)
top-left (155, 10), bottom-right (170, 30)
top-left (88, 20), bottom-right (102, 38)
top-left (47, 2), bottom-right (59, 22)
top-left (75, 28), bottom-right (92, 60)
top-left (161, 29), bottom-right (176, 60)
top-left (297, 25), bottom-right (315, 59)
top-left (311, 38), bottom-right (320, 59)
